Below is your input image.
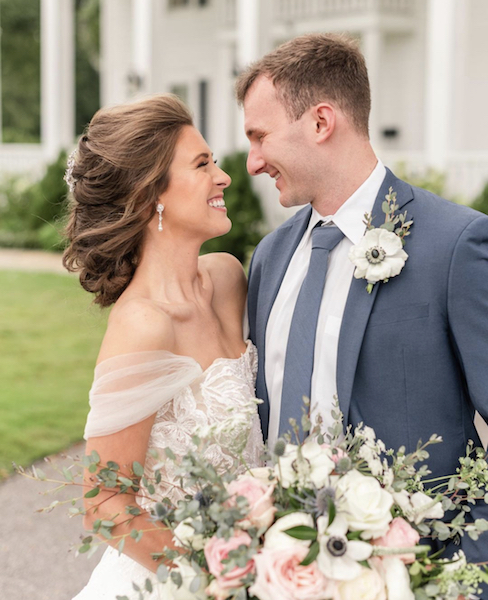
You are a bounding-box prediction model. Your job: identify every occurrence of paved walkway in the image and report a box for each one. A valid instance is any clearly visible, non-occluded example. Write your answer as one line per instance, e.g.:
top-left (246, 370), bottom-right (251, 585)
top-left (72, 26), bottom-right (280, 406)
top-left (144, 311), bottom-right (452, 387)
top-left (0, 247), bottom-right (66, 274)
top-left (0, 445), bottom-right (99, 599)
top-left (0, 249), bottom-right (96, 599)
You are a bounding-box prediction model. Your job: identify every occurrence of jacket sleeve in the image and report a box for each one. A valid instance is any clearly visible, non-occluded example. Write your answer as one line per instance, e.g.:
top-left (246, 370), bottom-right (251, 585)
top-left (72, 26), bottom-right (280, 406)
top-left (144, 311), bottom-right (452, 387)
top-left (447, 212), bottom-right (488, 427)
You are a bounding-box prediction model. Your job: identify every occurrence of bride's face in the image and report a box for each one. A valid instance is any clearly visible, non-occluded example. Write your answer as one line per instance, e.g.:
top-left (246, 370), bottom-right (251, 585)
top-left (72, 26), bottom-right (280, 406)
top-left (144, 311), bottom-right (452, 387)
top-left (159, 126), bottom-right (232, 241)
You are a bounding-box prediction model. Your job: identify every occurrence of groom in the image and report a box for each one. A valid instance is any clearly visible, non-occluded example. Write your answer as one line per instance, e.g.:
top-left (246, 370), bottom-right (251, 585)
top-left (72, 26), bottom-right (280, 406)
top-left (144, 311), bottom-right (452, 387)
top-left (237, 34), bottom-right (488, 574)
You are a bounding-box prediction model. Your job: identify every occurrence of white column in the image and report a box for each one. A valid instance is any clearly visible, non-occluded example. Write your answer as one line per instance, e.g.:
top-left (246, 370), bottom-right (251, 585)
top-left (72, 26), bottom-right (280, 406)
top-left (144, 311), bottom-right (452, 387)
top-left (236, 0), bottom-right (259, 72)
top-left (41, 0), bottom-right (75, 160)
top-left (424, 0), bottom-right (456, 170)
top-left (235, 0), bottom-right (260, 149)
top-left (100, 0), bottom-right (133, 105)
top-left (211, 41), bottom-right (235, 158)
top-left (131, 0), bottom-right (154, 96)
top-left (362, 27), bottom-right (383, 150)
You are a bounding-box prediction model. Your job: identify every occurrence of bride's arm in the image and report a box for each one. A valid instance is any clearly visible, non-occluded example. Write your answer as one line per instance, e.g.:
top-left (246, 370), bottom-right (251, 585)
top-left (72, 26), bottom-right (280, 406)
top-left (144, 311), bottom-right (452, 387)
top-left (83, 415), bottom-right (176, 572)
top-left (81, 300), bottom-right (182, 571)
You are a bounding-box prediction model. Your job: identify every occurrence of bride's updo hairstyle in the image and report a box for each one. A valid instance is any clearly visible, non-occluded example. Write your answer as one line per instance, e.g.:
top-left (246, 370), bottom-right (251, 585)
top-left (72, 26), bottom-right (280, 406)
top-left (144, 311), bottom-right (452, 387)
top-left (63, 94), bottom-right (193, 307)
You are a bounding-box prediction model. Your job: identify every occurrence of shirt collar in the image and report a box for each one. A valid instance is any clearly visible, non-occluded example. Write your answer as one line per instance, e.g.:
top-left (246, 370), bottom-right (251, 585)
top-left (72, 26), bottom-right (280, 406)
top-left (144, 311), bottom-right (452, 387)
top-left (307, 159), bottom-right (386, 245)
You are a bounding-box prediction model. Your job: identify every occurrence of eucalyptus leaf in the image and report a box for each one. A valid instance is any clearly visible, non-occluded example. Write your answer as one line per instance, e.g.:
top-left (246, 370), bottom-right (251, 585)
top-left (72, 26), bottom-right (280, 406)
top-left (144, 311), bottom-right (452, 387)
top-left (189, 575), bottom-right (201, 593)
top-left (132, 461), bottom-right (144, 477)
top-left (84, 487), bottom-right (100, 498)
top-left (157, 563), bottom-right (169, 583)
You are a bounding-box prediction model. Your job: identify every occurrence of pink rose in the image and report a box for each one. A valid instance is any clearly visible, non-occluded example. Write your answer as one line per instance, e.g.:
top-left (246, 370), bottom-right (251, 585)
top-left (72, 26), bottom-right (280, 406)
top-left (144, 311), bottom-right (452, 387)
top-left (373, 517), bottom-right (420, 564)
top-left (204, 530), bottom-right (254, 592)
top-left (249, 546), bottom-right (336, 600)
top-left (227, 475), bottom-right (277, 529)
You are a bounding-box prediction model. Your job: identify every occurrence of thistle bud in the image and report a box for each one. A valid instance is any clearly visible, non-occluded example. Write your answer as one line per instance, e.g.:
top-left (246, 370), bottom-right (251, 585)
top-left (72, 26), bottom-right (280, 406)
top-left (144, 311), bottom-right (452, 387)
top-left (273, 438), bottom-right (286, 457)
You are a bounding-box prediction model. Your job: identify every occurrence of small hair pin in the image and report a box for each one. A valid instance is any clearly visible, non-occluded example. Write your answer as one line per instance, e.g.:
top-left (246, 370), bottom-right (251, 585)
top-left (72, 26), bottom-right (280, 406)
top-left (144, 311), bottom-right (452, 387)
top-left (64, 149), bottom-right (78, 193)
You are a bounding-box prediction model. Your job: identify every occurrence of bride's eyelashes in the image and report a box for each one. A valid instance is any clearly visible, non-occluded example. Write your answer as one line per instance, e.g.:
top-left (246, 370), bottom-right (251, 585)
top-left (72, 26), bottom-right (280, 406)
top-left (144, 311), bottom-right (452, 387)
top-left (197, 159), bottom-right (218, 168)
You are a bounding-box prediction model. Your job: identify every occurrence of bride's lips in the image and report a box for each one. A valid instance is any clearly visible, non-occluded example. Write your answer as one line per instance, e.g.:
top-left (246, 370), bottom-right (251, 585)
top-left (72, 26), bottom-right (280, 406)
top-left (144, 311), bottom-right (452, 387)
top-left (207, 195), bottom-right (226, 211)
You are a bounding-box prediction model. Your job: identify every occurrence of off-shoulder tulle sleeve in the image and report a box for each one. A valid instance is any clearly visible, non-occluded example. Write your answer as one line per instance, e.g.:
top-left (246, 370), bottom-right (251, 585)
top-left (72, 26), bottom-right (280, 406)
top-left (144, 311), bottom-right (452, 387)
top-left (83, 351), bottom-right (202, 439)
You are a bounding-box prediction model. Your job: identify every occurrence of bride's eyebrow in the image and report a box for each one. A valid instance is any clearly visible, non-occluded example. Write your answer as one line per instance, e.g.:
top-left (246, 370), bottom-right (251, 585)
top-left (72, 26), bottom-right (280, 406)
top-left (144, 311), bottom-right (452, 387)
top-left (192, 152), bottom-right (212, 163)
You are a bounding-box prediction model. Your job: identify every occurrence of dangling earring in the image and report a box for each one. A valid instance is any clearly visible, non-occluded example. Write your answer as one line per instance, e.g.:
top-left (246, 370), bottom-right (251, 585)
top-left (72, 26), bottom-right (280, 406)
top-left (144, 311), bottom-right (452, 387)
top-left (157, 203), bottom-right (164, 232)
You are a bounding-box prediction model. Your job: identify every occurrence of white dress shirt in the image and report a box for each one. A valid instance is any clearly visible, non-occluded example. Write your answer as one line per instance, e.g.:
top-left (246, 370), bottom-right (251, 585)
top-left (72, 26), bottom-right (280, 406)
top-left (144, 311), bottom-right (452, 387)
top-left (265, 161), bottom-right (386, 446)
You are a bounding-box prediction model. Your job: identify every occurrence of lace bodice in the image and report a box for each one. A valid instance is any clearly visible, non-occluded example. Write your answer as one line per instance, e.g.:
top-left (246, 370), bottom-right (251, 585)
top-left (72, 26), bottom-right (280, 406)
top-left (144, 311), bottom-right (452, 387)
top-left (141, 341), bottom-right (264, 505)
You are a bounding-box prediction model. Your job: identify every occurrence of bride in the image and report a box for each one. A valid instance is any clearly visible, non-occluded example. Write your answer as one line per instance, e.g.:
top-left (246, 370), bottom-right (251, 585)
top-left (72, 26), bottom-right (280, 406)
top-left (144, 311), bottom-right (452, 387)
top-left (63, 94), bottom-right (264, 599)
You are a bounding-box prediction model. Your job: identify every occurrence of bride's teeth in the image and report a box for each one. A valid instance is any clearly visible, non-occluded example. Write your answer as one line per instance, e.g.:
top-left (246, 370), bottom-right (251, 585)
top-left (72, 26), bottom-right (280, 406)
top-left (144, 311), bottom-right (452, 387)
top-left (208, 199), bottom-right (225, 208)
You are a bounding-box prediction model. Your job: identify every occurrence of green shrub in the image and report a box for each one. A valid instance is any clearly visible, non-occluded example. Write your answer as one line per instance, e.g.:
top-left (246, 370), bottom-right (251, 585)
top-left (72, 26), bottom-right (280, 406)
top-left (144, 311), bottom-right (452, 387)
top-left (394, 163), bottom-right (448, 198)
top-left (0, 150), bottom-right (69, 250)
top-left (471, 182), bottom-right (488, 215)
top-left (200, 151), bottom-right (266, 263)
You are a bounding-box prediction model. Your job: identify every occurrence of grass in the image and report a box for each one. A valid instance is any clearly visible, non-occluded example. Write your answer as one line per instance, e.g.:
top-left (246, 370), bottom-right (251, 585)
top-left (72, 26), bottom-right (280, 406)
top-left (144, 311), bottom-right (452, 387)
top-left (0, 270), bottom-right (108, 477)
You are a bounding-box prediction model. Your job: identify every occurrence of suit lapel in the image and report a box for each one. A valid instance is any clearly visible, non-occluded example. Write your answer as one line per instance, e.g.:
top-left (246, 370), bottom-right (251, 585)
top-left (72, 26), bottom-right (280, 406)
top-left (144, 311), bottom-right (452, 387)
top-left (257, 205), bottom-right (312, 439)
top-left (337, 170), bottom-right (414, 424)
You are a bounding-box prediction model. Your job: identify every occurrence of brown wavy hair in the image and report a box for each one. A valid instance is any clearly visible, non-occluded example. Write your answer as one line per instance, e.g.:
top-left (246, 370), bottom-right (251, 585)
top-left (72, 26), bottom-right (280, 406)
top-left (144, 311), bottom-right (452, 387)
top-left (235, 33), bottom-right (371, 137)
top-left (62, 94), bottom-right (193, 307)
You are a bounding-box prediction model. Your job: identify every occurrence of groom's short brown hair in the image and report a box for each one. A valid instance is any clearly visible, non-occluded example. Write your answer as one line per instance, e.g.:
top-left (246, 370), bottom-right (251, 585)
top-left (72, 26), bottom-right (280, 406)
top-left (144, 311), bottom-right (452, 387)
top-left (235, 33), bottom-right (371, 137)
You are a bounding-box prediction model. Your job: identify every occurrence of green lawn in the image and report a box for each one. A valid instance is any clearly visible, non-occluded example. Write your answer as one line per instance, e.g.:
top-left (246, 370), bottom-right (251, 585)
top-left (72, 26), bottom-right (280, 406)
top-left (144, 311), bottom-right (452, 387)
top-left (0, 270), bottom-right (108, 477)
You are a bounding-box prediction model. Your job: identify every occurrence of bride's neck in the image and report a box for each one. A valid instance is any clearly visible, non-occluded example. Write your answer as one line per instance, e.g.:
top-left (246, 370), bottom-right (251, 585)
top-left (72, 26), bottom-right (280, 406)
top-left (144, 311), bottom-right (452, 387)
top-left (131, 233), bottom-right (205, 304)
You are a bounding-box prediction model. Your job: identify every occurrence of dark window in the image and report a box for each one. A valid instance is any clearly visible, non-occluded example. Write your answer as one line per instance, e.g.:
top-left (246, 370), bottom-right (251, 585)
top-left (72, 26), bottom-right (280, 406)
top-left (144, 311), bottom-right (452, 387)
top-left (199, 80), bottom-right (208, 140)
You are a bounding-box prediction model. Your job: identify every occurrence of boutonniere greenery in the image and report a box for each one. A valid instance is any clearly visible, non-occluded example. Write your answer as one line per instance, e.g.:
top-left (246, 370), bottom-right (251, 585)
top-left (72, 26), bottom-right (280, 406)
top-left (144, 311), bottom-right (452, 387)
top-left (348, 187), bottom-right (413, 293)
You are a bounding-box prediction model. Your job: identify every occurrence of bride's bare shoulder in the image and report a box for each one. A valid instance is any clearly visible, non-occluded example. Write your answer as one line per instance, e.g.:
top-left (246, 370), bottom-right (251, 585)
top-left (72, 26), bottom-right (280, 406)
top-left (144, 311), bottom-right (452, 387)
top-left (199, 252), bottom-right (246, 297)
top-left (97, 297), bottom-right (176, 363)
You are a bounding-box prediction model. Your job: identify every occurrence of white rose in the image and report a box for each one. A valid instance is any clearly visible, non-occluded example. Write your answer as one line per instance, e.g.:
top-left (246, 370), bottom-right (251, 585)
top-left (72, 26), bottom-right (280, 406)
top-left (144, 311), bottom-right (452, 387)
top-left (349, 228), bottom-right (408, 284)
top-left (277, 441), bottom-right (334, 489)
top-left (334, 563), bottom-right (386, 600)
top-left (336, 470), bottom-right (393, 539)
top-left (264, 512), bottom-right (314, 549)
top-left (409, 492), bottom-right (444, 524)
top-left (381, 557), bottom-right (415, 600)
top-left (173, 518), bottom-right (205, 551)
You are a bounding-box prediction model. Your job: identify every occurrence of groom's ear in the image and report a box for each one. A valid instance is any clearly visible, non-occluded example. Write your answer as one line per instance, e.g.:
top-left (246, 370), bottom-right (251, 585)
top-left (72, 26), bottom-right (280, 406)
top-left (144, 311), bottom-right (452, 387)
top-left (311, 103), bottom-right (336, 144)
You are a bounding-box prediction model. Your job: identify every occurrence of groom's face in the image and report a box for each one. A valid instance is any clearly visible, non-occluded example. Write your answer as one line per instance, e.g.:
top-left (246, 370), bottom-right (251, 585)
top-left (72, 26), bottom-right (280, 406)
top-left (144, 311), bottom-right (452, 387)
top-left (243, 76), bottom-right (316, 208)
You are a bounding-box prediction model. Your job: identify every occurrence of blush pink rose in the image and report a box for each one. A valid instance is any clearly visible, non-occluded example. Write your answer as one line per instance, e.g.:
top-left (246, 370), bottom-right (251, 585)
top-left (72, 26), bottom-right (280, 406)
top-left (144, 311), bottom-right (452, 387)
top-left (373, 517), bottom-right (420, 564)
top-left (249, 546), bottom-right (336, 600)
top-left (204, 530), bottom-right (254, 591)
top-left (227, 475), bottom-right (277, 529)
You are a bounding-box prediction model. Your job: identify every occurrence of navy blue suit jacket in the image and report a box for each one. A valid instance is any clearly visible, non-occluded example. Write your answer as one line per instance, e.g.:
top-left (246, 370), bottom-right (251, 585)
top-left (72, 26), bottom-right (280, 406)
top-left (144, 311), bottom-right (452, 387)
top-left (248, 169), bottom-right (488, 571)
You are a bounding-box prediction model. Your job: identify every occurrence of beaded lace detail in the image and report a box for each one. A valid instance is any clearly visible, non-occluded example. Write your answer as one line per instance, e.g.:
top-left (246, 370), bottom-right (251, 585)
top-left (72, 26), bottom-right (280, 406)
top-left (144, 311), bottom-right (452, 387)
top-left (140, 341), bottom-right (264, 506)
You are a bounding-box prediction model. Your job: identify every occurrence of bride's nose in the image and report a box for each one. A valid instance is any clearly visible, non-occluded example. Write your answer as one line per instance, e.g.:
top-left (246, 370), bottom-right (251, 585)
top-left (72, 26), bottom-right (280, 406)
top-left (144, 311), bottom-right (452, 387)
top-left (215, 165), bottom-right (231, 189)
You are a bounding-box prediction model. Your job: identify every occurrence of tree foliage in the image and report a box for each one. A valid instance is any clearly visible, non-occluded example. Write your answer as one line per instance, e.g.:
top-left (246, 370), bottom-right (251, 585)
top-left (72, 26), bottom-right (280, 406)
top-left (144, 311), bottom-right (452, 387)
top-left (0, 0), bottom-right (41, 142)
top-left (0, 0), bottom-right (100, 142)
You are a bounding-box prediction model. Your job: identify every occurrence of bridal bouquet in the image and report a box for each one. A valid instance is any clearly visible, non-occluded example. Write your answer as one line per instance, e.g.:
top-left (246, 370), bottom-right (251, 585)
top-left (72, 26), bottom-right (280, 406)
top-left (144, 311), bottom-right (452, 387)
top-left (24, 406), bottom-right (488, 600)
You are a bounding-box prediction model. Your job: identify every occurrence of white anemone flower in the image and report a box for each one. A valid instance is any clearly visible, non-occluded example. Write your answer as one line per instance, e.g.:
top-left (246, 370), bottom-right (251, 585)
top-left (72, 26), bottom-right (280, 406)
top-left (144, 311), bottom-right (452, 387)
top-left (277, 440), bottom-right (335, 489)
top-left (349, 228), bottom-right (408, 286)
top-left (317, 514), bottom-right (372, 581)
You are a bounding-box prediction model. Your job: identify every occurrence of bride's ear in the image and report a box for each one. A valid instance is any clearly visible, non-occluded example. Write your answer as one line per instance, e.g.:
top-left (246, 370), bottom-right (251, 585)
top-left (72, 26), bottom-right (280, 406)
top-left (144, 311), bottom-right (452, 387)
top-left (312, 103), bottom-right (336, 144)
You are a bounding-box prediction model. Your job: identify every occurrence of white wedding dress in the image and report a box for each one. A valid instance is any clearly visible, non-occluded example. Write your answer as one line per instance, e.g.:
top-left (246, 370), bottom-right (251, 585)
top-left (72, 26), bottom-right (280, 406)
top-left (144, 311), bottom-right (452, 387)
top-left (73, 340), bottom-right (264, 600)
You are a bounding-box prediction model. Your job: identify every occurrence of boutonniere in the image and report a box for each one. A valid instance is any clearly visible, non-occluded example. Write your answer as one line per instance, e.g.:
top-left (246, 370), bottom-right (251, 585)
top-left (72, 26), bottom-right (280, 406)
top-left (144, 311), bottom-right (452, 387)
top-left (348, 187), bottom-right (413, 293)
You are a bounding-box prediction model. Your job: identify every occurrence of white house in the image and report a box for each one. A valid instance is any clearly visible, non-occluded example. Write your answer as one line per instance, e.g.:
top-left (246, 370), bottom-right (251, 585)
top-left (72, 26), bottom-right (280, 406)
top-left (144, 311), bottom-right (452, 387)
top-left (2, 0), bottom-right (488, 227)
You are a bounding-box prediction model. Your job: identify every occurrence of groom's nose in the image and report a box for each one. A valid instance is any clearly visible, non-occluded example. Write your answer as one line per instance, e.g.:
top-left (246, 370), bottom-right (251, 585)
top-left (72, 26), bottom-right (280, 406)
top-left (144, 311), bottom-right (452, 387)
top-left (246, 146), bottom-right (266, 176)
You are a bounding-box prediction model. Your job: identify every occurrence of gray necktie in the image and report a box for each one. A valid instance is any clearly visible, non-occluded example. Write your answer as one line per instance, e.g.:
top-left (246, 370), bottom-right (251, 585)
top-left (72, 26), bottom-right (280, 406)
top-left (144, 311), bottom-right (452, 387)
top-left (280, 223), bottom-right (345, 437)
